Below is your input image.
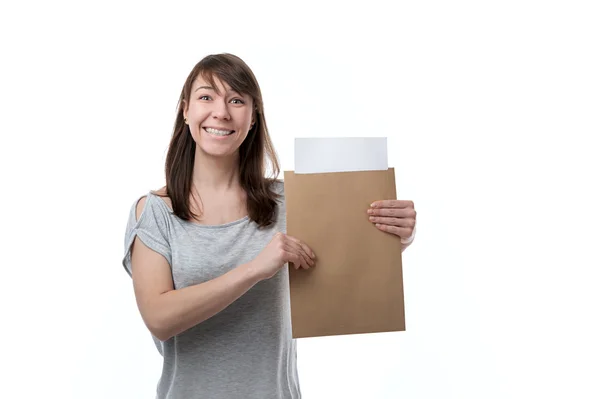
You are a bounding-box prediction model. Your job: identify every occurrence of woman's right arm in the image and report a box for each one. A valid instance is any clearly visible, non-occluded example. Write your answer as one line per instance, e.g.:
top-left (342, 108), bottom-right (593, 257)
top-left (130, 197), bottom-right (315, 342)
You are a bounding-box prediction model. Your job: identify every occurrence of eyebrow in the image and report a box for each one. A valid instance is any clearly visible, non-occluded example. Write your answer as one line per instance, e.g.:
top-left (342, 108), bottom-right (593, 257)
top-left (194, 85), bottom-right (241, 95)
top-left (195, 85), bottom-right (215, 92)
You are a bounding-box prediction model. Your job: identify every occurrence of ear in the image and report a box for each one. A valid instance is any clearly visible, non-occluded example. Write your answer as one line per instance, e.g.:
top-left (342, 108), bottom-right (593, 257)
top-left (182, 100), bottom-right (188, 122)
top-left (252, 105), bottom-right (258, 125)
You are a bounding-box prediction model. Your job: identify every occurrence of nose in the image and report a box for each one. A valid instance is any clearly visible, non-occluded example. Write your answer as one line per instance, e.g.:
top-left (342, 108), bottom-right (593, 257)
top-left (211, 98), bottom-right (231, 120)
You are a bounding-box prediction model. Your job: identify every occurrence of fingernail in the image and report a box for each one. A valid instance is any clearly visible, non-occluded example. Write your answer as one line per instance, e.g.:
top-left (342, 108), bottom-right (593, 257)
top-left (369, 216), bottom-right (375, 221)
top-left (367, 209), bottom-right (373, 214)
top-left (370, 202), bottom-right (376, 207)
top-left (375, 223), bottom-right (381, 228)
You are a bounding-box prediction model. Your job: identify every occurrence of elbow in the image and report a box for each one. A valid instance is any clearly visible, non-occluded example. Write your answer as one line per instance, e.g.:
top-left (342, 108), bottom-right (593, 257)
top-left (150, 324), bottom-right (172, 342)
top-left (144, 312), bottom-right (174, 342)
top-left (148, 320), bottom-right (173, 342)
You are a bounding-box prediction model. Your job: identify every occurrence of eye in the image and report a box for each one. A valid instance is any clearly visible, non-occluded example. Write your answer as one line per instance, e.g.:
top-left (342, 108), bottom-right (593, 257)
top-left (199, 95), bottom-right (211, 101)
top-left (230, 98), bottom-right (245, 104)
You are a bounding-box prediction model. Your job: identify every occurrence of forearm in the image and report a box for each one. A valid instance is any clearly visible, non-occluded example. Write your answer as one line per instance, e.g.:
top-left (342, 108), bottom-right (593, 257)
top-left (149, 262), bottom-right (262, 341)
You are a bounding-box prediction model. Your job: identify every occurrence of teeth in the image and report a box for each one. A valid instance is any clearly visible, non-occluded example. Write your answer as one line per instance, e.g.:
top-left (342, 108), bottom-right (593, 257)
top-left (205, 127), bottom-right (234, 136)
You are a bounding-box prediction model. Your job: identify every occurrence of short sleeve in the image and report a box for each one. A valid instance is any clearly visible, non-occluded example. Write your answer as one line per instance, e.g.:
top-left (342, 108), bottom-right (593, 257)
top-left (272, 179), bottom-right (287, 232)
top-left (121, 193), bottom-right (172, 277)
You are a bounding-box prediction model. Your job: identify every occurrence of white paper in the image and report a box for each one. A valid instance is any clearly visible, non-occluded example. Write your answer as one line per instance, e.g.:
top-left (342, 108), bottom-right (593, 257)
top-left (294, 137), bottom-right (388, 174)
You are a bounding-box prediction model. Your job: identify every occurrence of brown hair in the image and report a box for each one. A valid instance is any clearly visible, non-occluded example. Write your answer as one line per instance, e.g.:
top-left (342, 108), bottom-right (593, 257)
top-left (159, 53), bottom-right (281, 228)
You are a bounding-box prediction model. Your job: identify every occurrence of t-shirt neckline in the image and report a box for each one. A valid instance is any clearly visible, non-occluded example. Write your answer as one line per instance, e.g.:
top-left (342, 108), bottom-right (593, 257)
top-left (149, 191), bottom-right (250, 229)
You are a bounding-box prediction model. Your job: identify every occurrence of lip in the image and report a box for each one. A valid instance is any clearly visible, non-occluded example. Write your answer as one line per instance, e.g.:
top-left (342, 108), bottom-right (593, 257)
top-left (202, 127), bottom-right (236, 140)
top-left (203, 126), bottom-right (235, 132)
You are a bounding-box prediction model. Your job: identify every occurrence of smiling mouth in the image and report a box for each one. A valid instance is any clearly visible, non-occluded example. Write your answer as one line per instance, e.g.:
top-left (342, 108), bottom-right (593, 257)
top-left (204, 127), bottom-right (235, 136)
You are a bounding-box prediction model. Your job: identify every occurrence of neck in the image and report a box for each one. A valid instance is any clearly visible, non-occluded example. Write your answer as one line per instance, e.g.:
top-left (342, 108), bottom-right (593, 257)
top-left (192, 148), bottom-right (241, 191)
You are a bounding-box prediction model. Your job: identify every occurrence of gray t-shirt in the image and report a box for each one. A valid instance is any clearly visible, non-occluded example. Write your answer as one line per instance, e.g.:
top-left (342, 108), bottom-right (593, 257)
top-left (122, 180), bottom-right (301, 399)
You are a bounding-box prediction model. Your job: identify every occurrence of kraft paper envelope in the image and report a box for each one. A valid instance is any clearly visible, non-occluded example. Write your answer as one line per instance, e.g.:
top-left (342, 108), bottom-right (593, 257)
top-left (284, 137), bottom-right (405, 339)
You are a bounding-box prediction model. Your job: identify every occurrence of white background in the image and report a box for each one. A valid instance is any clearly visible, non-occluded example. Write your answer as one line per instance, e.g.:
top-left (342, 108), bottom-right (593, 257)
top-left (1, 1), bottom-right (599, 398)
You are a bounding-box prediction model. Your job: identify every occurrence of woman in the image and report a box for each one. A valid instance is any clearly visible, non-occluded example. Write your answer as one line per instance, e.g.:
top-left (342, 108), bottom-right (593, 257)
top-left (122, 53), bottom-right (416, 399)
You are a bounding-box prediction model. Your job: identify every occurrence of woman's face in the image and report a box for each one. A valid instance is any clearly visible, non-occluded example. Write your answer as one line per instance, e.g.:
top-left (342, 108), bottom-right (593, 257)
top-left (184, 74), bottom-right (254, 159)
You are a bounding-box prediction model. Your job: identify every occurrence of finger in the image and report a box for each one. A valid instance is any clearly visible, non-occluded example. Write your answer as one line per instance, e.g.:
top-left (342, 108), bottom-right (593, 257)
top-left (286, 242), bottom-right (313, 268)
top-left (287, 249), bottom-right (310, 269)
top-left (371, 200), bottom-right (414, 209)
top-left (283, 237), bottom-right (313, 268)
top-left (368, 216), bottom-right (415, 227)
top-left (369, 207), bottom-right (416, 219)
top-left (285, 235), bottom-right (316, 260)
top-left (374, 224), bottom-right (413, 239)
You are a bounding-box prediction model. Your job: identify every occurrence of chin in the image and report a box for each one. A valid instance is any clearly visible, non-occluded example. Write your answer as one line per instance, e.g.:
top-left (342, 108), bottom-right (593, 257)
top-left (197, 144), bottom-right (239, 158)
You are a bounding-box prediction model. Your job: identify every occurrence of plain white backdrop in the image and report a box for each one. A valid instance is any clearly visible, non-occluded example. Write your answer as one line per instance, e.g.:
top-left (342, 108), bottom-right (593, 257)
top-left (1, 1), bottom-right (599, 398)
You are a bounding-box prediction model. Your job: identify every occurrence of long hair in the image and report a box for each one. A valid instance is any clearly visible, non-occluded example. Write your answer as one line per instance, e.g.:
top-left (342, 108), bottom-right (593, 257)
top-left (160, 53), bottom-right (281, 228)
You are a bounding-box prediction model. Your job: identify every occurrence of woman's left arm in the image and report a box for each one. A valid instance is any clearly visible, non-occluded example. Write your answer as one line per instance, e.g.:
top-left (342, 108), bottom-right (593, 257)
top-left (367, 200), bottom-right (417, 252)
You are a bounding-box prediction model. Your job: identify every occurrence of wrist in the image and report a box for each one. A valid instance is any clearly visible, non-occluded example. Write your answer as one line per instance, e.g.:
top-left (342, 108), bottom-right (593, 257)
top-left (241, 261), bottom-right (264, 284)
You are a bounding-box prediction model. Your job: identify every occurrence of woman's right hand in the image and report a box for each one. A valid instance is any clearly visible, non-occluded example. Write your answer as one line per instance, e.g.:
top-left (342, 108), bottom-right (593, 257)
top-left (250, 232), bottom-right (316, 280)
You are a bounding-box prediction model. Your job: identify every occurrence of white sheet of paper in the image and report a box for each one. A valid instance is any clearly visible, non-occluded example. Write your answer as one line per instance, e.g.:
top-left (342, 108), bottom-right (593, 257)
top-left (294, 137), bottom-right (388, 174)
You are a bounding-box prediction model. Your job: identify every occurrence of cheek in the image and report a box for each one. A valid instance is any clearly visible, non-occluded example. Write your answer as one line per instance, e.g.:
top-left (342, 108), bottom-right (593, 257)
top-left (186, 102), bottom-right (211, 120)
top-left (186, 111), bottom-right (204, 139)
top-left (186, 108), bottom-right (203, 123)
top-left (241, 113), bottom-right (254, 130)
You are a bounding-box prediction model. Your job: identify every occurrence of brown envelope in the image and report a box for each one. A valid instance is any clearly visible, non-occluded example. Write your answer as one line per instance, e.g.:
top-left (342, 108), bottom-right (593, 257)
top-left (283, 167), bottom-right (405, 339)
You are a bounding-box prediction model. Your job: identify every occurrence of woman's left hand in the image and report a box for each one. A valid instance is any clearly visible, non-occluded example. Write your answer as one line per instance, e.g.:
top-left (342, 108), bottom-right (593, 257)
top-left (367, 200), bottom-right (417, 241)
